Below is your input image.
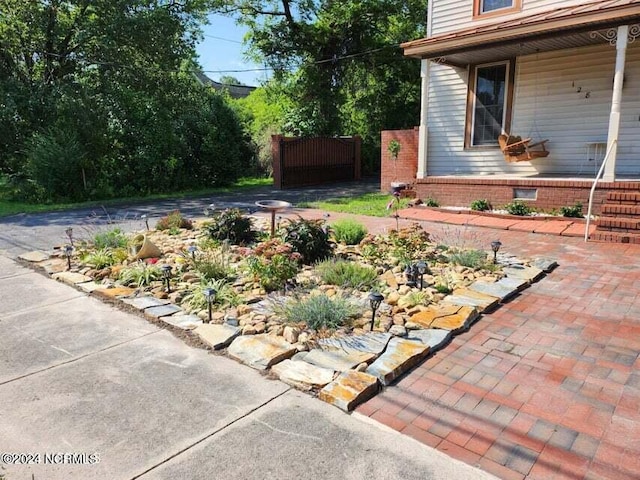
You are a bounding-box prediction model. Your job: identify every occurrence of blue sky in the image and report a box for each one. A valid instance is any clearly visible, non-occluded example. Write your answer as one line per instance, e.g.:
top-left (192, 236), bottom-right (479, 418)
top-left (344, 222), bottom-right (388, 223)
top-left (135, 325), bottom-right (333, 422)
top-left (195, 14), bottom-right (270, 87)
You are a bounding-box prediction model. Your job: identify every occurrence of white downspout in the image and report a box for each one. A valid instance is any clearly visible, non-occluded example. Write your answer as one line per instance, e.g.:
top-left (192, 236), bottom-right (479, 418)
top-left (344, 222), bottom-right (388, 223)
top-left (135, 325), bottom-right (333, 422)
top-left (417, 59), bottom-right (430, 179)
top-left (604, 25), bottom-right (628, 182)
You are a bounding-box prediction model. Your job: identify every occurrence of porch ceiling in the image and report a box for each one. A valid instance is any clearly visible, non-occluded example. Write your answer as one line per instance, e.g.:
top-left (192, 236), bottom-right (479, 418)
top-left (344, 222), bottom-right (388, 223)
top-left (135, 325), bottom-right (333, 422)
top-left (402, 0), bottom-right (640, 67)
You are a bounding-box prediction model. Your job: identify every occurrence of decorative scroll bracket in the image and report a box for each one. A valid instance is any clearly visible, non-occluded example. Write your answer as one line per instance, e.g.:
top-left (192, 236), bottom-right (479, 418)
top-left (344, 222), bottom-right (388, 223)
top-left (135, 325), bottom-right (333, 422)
top-left (590, 24), bottom-right (640, 45)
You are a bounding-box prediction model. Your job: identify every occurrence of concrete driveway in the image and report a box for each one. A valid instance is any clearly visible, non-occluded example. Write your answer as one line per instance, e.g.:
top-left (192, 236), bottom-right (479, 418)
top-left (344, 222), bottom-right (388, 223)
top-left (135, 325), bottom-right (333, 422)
top-left (0, 252), bottom-right (494, 478)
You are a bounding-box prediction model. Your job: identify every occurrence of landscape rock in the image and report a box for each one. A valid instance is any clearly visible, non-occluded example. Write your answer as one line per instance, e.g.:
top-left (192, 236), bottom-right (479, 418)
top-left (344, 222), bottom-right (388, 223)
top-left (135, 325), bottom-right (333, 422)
top-left (228, 334), bottom-right (296, 370)
top-left (503, 265), bottom-right (544, 283)
top-left (442, 288), bottom-right (500, 312)
top-left (18, 251), bottom-right (50, 262)
top-left (283, 326), bottom-right (300, 344)
top-left (319, 370), bottom-right (379, 411)
top-left (144, 304), bottom-right (182, 319)
top-left (194, 323), bottom-right (241, 349)
top-left (271, 359), bottom-right (335, 390)
top-left (406, 329), bottom-right (451, 352)
top-left (366, 338), bottom-right (429, 385)
top-left (93, 286), bottom-right (136, 299)
top-left (52, 271), bottom-right (93, 286)
top-left (389, 325), bottom-right (407, 337)
top-left (160, 313), bottom-right (202, 330)
top-left (304, 348), bottom-right (376, 372)
top-left (121, 296), bottom-right (170, 310)
top-left (318, 332), bottom-right (391, 357)
top-left (409, 304), bottom-right (478, 332)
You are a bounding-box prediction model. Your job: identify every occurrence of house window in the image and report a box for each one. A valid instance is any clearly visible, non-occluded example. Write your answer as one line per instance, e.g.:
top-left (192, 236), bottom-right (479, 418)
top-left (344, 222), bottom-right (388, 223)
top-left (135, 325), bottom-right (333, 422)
top-left (473, 0), bottom-right (521, 18)
top-left (467, 61), bottom-right (514, 147)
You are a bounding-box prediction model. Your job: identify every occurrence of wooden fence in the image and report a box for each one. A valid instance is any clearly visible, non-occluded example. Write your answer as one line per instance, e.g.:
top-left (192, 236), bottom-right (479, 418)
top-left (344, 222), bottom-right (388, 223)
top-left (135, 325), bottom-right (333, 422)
top-left (272, 135), bottom-right (361, 189)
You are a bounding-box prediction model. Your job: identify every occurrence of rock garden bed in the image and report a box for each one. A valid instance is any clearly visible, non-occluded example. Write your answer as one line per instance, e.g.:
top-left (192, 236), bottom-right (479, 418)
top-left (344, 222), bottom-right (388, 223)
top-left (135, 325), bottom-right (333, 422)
top-left (19, 208), bottom-right (557, 412)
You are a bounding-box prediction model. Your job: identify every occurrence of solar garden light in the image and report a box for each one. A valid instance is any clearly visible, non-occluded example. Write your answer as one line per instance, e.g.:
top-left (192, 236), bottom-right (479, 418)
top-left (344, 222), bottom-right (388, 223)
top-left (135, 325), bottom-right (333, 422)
top-left (141, 214), bottom-right (149, 231)
top-left (404, 264), bottom-right (418, 288)
top-left (204, 204), bottom-right (215, 216)
top-left (187, 244), bottom-right (198, 261)
top-left (491, 240), bottom-right (502, 264)
top-left (161, 264), bottom-right (172, 293)
top-left (368, 291), bottom-right (384, 331)
top-left (416, 260), bottom-right (428, 290)
top-left (64, 244), bottom-right (73, 270)
top-left (203, 287), bottom-right (216, 324)
top-left (65, 227), bottom-right (74, 246)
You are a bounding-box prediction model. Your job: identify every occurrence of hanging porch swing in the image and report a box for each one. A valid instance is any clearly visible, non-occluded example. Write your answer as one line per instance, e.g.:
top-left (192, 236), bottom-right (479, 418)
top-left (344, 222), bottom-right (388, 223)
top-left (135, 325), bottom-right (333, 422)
top-left (498, 134), bottom-right (550, 162)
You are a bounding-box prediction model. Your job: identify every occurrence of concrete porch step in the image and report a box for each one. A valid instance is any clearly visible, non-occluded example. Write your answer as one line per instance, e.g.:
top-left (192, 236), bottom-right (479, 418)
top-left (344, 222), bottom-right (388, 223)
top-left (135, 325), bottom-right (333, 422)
top-left (601, 204), bottom-right (640, 218)
top-left (596, 216), bottom-right (640, 232)
top-left (606, 191), bottom-right (640, 204)
top-left (590, 231), bottom-right (640, 244)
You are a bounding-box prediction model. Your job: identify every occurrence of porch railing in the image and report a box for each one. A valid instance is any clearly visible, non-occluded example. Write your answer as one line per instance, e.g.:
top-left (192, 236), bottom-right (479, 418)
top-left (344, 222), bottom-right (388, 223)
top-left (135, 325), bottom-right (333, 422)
top-left (585, 140), bottom-right (617, 242)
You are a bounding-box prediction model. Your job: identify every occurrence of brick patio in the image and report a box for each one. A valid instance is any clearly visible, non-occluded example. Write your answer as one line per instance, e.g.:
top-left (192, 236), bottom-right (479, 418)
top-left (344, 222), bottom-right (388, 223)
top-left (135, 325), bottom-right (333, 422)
top-left (334, 211), bottom-right (640, 480)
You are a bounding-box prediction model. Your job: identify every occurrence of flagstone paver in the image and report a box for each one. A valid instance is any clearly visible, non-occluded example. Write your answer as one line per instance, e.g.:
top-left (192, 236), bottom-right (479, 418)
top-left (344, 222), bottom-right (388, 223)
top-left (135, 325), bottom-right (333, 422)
top-left (409, 305), bottom-right (478, 332)
top-left (228, 334), bottom-right (297, 370)
top-left (366, 338), bottom-right (430, 385)
top-left (503, 265), bottom-right (544, 283)
top-left (469, 279), bottom-right (520, 302)
top-left (406, 328), bottom-right (452, 351)
top-left (144, 304), bottom-right (182, 319)
top-left (36, 258), bottom-right (67, 274)
top-left (18, 251), bottom-right (50, 262)
top-left (319, 370), bottom-right (379, 412)
top-left (443, 288), bottom-right (500, 312)
top-left (122, 296), bottom-right (170, 310)
top-left (318, 332), bottom-right (392, 356)
top-left (76, 281), bottom-right (105, 293)
top-left (93, 286), bottom-right (136, 299)
top-left (194, 323), bottom-right (241, 349)
top-left (271, 359), bottom-right (335, 390)
top-left (161, 312), bottom-right (203, 330)
top-left (52, 271), bottom-right (93, 285)
top-left (303, 348), bottom-right (376, 372)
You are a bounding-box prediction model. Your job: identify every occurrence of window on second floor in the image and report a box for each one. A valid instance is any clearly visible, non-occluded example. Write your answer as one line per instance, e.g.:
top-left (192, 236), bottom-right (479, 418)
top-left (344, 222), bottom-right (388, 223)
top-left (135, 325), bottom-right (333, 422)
top-left (474, 0), bottom-right (522, 18)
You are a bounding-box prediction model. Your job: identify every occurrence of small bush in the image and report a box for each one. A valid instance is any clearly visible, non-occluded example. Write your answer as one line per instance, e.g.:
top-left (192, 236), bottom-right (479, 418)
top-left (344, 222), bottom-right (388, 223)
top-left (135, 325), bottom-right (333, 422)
top-left (400, 290), bottom-right (430, 308)
top-left (81, 248), bottom-right (116, 269)
top-left (315, 259), bottom-right (379, 290)
top-left (181, 278), bottom-right (239, 312)
top-left (278, 217), bottom-right (333, 264)
top-left (434, 284), bottom-right (452, 295)
top-left (156, 210), bottom-right (193, 231)
top-left (560, 202), bottom-right (583, 218)
top-left (504, 201), bottom-right (532, 216)
top-left (247, 239), bottom-right (301, 292)
top-left (331, 219), bottom-right (367, 245)
top-left (448, 249), bottom-right (488, 269)
top-left (272, 293), bottom-right (361, 330)
top-left (118, 262), bottom-right (162, 287)
top-left (203, 208), bottom-right (256, 245)
top-left (470, 199), bottom-right (491, 211)
top-left (93, 228), bottom-right (128, 249)
top-left (424, 197), bottom-right (440, 207)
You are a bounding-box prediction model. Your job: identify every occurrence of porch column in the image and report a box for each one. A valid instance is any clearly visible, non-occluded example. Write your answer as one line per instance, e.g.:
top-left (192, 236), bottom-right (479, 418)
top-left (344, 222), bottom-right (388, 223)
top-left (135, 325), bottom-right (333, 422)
top-left (417, 59), bottom-right (430, 179)
top-left (604, 25), bottom-right (628, 182)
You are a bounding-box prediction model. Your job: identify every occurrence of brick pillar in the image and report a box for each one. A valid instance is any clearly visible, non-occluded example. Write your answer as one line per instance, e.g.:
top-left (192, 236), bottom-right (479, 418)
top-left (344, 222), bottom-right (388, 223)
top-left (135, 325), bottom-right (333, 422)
top-left (353, 135), bottom-right (362, 180)
top-left (272, 135), bottom-right (283, 189)
top-left (381, 129), bottom-right (419, 192)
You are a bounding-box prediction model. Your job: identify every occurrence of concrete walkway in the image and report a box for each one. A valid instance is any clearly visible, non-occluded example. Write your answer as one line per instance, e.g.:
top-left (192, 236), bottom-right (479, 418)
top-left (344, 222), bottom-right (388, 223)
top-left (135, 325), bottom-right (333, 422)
top-left (0, 256), bottom-right (495, 480)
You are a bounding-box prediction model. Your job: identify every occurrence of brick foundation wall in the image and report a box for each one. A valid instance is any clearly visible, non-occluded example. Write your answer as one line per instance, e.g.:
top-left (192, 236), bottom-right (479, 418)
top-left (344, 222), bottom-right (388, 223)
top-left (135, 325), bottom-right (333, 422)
top-left (415, 178), bottom-right (640, 215)
top-left (381, 128), bottom-right (419, 192)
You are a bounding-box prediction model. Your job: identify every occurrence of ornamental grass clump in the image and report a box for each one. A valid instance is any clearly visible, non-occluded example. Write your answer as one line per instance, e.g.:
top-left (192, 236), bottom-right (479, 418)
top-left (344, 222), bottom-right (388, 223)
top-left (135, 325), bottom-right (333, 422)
top-left (93, 228), bottom-right (128, 249)
top-left (184, 246), bottom-right (233, 281)
top-left (156, 210), bottom-right (193, 231)
top-left (118, 261), bottom-right (162, 287)
top-left (447, 249), bottom-right (489, 269)
top-left (315, 259), bottom-right (379, 290)
top-left (247, 238), bottom-right (301, 292)
top-left (181, 278), bottom-right (239, 312)
top-left (273, 293), bottom-right (361, 330)
top-left (331, 219), bottom-right (367, 245)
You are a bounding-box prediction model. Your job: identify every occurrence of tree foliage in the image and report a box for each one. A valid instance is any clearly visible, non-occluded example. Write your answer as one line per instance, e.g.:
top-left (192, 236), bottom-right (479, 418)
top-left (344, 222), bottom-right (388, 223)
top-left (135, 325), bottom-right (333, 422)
top-left (0, 0), bottom-right (252, 202)
top-left (212, 0), bottom-right (426, 171)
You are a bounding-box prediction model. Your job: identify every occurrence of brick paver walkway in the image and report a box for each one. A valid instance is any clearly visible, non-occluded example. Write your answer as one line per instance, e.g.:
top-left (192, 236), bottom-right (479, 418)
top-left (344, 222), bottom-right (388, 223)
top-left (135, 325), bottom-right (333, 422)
top-left (344, 214), bottom-right (640, 480)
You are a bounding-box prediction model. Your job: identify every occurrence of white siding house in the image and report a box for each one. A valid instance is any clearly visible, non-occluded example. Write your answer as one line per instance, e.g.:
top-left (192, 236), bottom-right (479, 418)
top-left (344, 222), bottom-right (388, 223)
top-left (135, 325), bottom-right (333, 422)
top-left (404, 0), bottom-right (640, 182)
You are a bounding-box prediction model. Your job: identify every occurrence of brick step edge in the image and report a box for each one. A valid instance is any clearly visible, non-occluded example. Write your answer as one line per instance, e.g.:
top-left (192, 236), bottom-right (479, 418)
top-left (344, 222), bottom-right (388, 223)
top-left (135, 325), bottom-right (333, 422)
top-left (590, 231), bottom-right (640, 244)
top-left (596, 217), bottom-right (640, 231)
top-left (601, 204), bottom-right (640, 217)
top-left (606, 191), bottom-right (640, 203)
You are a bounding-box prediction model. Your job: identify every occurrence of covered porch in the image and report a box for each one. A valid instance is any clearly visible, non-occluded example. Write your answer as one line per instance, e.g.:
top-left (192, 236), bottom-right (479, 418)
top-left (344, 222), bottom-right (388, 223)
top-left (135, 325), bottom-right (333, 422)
top-left (400, 0), bottom-right (640, 187)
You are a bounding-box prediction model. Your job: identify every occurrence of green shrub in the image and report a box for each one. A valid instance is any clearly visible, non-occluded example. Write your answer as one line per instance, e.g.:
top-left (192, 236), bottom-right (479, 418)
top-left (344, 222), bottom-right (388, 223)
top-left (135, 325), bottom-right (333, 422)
top-left (278, 217), bottom-right (333, 264)
top-left (315, 259), bottom-right (379, 290)
top-left (272, 293), bottom-right (361, 330)
top-left (560, 202), bottom-right (583, 218)
top-left (203, 208), bottom-right (256, 244)
top-left (118, 262), bottom-right (162, 287)
top-left (181, 278), bottom-right (239, 312)
top-left (470, 199), bottom-right (491, 211)
top-left (93, 228), bottom-right (128, 249)
top-left (448, 249), bottom-right (488, 269)
top-left (425, 197), bottom-right (439, 207)
top-left (156, 210), bottom-right (193, 231)
top-left (400, 290), bottom-right (429, 308)
top-left (434, 284), bottom-right (452, 295)
top-left (247, 239), bottom-right (301, 291)
top-left (504, 201), bottom-right (532, 216)
top-left (331, 219), bottom-right (367, 245)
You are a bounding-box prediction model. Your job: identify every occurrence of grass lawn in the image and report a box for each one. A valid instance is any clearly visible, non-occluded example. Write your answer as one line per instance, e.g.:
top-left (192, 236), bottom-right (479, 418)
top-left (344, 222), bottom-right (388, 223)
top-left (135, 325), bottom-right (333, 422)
top-left (0, 177), bottom-right (273, 218)
top-left (299, 192), bottom-right (409, 217)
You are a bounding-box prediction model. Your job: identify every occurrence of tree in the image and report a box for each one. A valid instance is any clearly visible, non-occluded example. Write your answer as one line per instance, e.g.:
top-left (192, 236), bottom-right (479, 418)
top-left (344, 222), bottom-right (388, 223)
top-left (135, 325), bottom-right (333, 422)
top-left (210, 0), bottom-right (426, 170)
top-left (219, 75), bottom-right (245, 85)
top-left (0, 0), bottom-right (253, 201)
